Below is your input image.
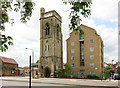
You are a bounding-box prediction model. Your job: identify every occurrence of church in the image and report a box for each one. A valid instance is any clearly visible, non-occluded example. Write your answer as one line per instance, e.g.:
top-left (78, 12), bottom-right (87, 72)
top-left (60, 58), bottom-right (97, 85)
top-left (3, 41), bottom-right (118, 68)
top-left (38, 8), bottom-right (63, 77)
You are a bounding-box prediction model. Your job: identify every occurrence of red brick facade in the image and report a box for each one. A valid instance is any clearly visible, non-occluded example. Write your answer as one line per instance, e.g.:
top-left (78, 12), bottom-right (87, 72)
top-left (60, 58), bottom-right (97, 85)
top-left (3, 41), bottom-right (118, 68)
top-left (0, 56), bottom-right (18, 76)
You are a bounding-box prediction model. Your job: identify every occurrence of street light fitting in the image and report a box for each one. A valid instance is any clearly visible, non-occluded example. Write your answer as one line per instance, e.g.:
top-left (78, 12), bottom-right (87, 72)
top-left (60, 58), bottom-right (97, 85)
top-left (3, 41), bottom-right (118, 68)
top-left (25, 48), bottom-right (33, 51)
top-left (25, 47), bottom-right (34, 76)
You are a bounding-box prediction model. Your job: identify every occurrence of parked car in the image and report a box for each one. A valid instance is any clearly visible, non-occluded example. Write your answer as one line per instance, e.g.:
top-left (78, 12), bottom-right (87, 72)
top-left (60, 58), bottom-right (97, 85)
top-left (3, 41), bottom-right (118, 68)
top-left (114, 74), bottom-right (120, 80)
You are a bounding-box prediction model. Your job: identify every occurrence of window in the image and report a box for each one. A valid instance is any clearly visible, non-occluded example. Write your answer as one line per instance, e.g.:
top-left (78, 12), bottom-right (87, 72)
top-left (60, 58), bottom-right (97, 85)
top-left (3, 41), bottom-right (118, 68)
top-left (71, 63), bottom-right (74, 67)
top-left (45, 45), bottom-right (47, 51)
top-left (79, 30), bottom-right (84, 40)
top-left (57, 24), bottom-right (59, 37)
top-left (90, 39), bottom-right (94, 43)
top-left (90, 55), bottom-right (94, 59)
top-left (80, 62), bottom-right (84, 66)
top-left (45, 23), bottom-right (50, 35)
top-left (41, 66), bottom-right (43, 69)
top-left (90, 71), bottom-right (94, 75)
top-left (81, 52), bottom-right (84, 55)
top-left (71, 56), bottom-right (74, 60)
top-left (48, 45), bottom-right (49, 51)
top-left (90, 63), bottom-right (94, 67)
top-left (81, 55), bottom-right (84, 60)
top-left (71, 49), bottom-right (75, 53)
top-left (90, 47), bottom-right (94, 51)
top-left (71, 42), bottom-right (74, 46)
top-left (81, 43), bottom-right (84, 48)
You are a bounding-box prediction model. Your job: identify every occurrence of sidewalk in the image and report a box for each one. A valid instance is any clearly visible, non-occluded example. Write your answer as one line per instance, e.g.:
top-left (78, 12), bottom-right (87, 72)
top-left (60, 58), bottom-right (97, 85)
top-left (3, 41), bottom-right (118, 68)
top-left (1, 76), bottom-right (119, 88)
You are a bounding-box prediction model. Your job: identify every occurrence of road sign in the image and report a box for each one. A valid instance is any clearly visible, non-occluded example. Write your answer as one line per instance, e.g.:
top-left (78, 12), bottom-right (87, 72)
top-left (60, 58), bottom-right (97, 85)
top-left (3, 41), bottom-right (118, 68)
top-left (25, 68), bottom-right (32, 72)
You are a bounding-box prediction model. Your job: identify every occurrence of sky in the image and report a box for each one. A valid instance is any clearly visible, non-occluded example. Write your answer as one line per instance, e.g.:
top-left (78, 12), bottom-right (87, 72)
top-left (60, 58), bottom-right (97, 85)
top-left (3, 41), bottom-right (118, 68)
top-left (0, 0), bottom-right (119, 67)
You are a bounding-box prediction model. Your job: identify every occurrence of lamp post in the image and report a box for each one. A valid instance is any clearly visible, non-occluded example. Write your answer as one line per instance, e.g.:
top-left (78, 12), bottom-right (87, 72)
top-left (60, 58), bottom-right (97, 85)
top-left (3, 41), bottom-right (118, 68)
top-left (112, 60), bottom-right (114, 65)
top-left (25, 48), bottom-right (32, 88)
top-left (29, 56), bottom-right (31, 88)
top-left (112, 60), bottom-right (114, 79)
top-left (25, 48), bottom-right (34, 76)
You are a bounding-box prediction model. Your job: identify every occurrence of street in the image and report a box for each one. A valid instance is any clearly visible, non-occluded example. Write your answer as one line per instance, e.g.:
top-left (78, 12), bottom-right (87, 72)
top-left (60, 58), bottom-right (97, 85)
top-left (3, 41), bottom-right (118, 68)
top-left (1, 80), bottom-right (118, 88)
top-left (2, 80), bottom-right (68, 86)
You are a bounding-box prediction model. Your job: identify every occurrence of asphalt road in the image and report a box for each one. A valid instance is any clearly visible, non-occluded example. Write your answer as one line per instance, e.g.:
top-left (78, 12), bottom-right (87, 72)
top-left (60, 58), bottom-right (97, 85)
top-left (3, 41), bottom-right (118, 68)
top-left (1, 81), bottom-right (118, 88)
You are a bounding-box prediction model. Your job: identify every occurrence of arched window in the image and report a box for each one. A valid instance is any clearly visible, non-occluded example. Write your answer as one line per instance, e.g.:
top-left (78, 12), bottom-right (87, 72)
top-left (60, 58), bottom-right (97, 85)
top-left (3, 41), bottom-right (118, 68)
top-left (57, 24), bottom-right (59, 37)
top-left (45, 23), bottom-right (50, 35)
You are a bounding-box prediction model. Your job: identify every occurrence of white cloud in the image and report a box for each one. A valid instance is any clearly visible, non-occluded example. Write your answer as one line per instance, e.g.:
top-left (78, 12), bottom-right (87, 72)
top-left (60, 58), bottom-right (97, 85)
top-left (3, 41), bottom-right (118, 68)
top-left (91, 0), bottom-right (119, 22)
top-left (82, 18), bottom-right (118, 63)
top-left (105, 54), bottom-right (118, 64)
top-left (0, 0), bottom-right (118, 66)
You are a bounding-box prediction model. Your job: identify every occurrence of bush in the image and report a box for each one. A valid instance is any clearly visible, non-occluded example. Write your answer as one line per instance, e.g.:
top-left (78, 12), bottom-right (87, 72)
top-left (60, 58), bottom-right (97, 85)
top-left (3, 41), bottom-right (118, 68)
top-left (8, 66), bottom-right (14, 70)
top-left (87, 74), bottom-right (99, 79)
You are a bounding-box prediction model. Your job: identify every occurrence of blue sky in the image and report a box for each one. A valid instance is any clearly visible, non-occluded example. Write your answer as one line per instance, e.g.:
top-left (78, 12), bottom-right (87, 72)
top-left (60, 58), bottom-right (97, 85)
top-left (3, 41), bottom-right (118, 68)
top-left (90, 17), bottom-right (117, 29)
top-left (0, 0), bottom-right (119, 67)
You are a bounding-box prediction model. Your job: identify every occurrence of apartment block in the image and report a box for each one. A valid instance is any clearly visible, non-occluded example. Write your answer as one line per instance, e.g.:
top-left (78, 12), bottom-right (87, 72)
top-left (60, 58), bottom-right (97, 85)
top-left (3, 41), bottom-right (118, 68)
top-left (67, 24), bottom-right (104, 78)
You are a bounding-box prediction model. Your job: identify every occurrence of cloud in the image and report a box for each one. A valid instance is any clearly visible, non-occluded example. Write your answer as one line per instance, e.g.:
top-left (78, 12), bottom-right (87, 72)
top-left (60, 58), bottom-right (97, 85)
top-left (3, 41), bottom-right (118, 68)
top-left (0, 0), bottom-right (118, 66)
top-left (91, 0), bottom-right (119, 22)
top-left (81, 18), bottom-right (118, 63)
top-left (105, 54), bottom-right (118, 64)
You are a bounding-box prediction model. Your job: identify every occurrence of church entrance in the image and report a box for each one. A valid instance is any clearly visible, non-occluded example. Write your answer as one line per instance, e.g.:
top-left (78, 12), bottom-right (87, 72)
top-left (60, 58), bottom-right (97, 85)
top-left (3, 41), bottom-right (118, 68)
top-left (44, 67), bottom-right (51, 78)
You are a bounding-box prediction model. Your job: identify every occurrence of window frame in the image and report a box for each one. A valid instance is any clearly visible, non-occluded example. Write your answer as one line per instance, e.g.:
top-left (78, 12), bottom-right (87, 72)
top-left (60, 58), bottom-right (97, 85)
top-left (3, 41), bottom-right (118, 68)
top-left (71, 49), bottom-right (75, 53)
top-left (90, 39), bottom-right (94, 43)
top-left (71, 63), bottom-right (74, 67)
top-left (71, 42), bottom-right (75, 46)
top-left (90, 63), bottom-right (94, 67)
top-left (90, 55), bottom-right (94, 59)
top-left (90, 47), bottom-right (94, 52)
top-left (71, 56), bottom-right (74, 60)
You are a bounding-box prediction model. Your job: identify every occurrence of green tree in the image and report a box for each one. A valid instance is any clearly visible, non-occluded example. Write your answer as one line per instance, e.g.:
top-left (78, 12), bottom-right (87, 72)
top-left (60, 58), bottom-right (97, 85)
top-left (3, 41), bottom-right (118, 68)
top-left (36, 60), bottom-right (39, 63)
top-left (0, 0), bottom-right (35, 52)
top-left (64, 63), bottom-right (72, 76)
top-left (55, 63), bottom-right (72, 77)
top-left (0, 0), bottom-right (92, 52)
top-left (104, 66), bottom-right (115, 79)
top-left (62, 0), bottom-right (92, 35)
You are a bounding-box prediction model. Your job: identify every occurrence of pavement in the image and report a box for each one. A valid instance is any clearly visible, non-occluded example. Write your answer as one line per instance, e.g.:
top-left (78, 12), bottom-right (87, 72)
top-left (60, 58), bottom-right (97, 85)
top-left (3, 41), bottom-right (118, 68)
top-left (1, 76), bottom-right (120, 88)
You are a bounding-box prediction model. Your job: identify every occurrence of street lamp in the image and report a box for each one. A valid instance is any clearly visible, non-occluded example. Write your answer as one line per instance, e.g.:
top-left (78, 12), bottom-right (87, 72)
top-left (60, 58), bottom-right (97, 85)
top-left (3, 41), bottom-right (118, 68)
top-left (29, 56), bottom-right (31, 88)
top-left (112, 60), bottom-right (114, 65)
top-left (112, 60), bottom-right (114, 79)
top-left (25, 48), bottom-right (34, 76)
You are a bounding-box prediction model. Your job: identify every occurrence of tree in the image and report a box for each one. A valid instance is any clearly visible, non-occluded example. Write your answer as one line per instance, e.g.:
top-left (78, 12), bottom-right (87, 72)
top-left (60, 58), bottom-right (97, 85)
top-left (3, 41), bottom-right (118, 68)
top-left (0, 0), bottom-right (35, 52)
top-left (104, 66), bottom-right (115, 79)
top-left (55, 63), bottom-right (72, 77)
top-left (36, 60), bottom-right (39, 63)
top-left (0, 0), bottom-right (92, 52)
top-left (64, 63), bottom-right (72, 76)
top-left (62, 0), bottom-right (92, 35)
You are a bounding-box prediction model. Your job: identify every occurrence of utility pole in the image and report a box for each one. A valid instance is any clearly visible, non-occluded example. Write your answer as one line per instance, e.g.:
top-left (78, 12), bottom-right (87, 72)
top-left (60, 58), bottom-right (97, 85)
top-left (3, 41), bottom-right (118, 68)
top-left (29, 56), bottom-right (31, 88)
top-left (112, 60), bottom-right (114, 79)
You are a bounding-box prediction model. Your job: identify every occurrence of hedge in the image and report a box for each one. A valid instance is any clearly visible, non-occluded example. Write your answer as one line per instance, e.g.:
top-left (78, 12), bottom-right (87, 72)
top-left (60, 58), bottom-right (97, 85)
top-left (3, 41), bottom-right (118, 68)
top-left (87, 74), bottom-right (99, 79)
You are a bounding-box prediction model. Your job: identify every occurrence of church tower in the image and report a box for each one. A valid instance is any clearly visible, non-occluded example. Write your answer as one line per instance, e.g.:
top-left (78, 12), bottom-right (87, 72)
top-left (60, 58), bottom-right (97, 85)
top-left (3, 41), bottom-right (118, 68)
top-left (39, 8), bottom-right (63, 77)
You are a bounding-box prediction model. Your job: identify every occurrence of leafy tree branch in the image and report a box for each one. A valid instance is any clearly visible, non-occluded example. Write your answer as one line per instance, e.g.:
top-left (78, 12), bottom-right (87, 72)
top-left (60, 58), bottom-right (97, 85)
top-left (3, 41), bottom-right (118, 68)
top-left (62, 0), bottom-right (92, 34)
top-left (0, 0), bottom-right (35, 52)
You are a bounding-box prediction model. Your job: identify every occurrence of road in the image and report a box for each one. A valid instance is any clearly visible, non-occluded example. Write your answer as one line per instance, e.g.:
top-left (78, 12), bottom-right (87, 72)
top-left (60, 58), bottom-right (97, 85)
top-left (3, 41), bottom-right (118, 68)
top-left (1, 80), bottom-right (118, 88)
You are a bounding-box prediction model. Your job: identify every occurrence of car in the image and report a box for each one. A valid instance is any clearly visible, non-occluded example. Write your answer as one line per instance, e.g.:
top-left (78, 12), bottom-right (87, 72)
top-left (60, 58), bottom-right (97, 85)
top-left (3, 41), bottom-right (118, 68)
top-left (114, 74), bottom-right (120, 80)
